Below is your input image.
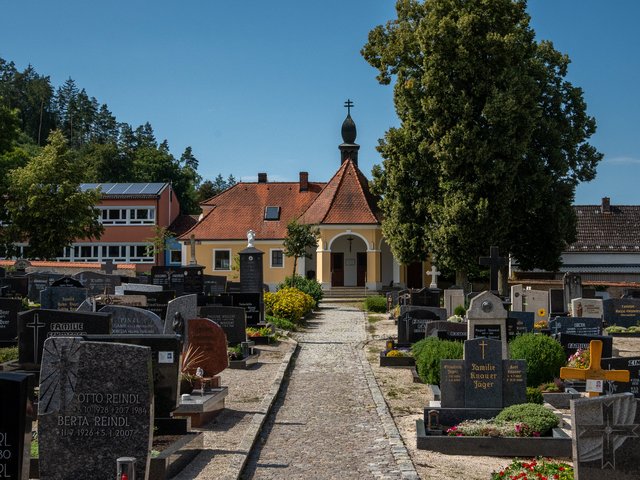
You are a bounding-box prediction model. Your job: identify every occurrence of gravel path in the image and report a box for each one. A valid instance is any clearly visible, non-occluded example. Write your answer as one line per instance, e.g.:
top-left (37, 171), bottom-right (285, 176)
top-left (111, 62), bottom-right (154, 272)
top-left (241, 304), bottom-right (418, 480)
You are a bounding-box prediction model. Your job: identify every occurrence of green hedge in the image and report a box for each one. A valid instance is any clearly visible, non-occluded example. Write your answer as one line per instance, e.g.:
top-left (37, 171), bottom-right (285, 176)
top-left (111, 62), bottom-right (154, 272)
top-left (509, 333), bottom-right (566, 387)
top-left (278, 275), bottom-right (323, 304)
top-left (412, 337), bottom-right (463, 385)
top-left (495, 403), bottom-right (559, 436)
top-left (364, 295), bottom-right (387, 313)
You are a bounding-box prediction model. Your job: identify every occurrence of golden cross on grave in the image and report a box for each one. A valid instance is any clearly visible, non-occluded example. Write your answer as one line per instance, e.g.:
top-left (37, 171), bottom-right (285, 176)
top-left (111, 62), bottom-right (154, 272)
top-left (560, 340), bottom-right (631, 397)
top-left (479, 340), bottom-right (488, 360)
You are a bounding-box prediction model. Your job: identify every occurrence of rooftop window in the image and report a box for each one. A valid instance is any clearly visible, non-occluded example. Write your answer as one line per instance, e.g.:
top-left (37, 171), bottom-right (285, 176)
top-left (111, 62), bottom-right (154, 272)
top-left (264, 206), bottom-right (280, 221)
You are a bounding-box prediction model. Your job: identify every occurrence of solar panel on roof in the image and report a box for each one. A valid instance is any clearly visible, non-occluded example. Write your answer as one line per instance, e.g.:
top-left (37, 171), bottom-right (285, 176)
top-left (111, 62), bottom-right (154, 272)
top-left (80, 183), bottom-right (167, 195)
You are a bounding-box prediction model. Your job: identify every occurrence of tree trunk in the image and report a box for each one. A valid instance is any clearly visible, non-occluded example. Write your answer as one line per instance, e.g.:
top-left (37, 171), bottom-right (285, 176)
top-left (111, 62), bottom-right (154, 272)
top-left (292, 257), bottom-right (298, 287)
top-left (455, 270), bottom-right (469, 294)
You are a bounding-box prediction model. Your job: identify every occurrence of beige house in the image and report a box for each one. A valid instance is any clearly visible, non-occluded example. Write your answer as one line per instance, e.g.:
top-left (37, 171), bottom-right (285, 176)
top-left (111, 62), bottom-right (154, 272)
top-left (180, 110), bottom-right (428, 292)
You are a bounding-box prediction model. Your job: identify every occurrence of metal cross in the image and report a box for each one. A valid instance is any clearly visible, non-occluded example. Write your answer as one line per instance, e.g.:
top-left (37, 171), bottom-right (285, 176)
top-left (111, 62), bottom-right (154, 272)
top-left (427, 265), bottom-right (441, 289)
top-left (26, 313), bottom-right (46, 364)
top-left (479, 246), bottom-right (506, 292)
top-left (344, 99), bottom-right (354, 115)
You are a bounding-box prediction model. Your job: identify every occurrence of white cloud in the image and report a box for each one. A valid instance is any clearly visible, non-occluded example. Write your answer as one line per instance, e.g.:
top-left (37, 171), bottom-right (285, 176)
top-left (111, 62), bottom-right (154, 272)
top-left (605, 156), bottom-right (640, 165)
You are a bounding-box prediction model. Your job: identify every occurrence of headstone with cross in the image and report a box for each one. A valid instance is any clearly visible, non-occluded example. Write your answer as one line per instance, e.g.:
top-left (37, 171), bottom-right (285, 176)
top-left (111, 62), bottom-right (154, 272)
top-left (101, 259), bottom-right (115, 275)
top-left (571, 393), bottom-right (640, 479)
top-left (427, 265), bottom-right (441, 289)
top-left (466, 291), bottom-right (509, 359)
top-left (478, 246), bottom-right (506, 293)
top-left (560, 340), bottom-right (630, 397)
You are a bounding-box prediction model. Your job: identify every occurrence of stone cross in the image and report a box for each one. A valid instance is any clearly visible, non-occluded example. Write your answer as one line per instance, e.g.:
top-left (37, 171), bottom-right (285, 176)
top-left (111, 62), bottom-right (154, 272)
top-left (479, 246), bottom-right (506, 293)
top-left (561, 340), bottom-right (631, 397)
top-left (427, 265), bottom-right (441, 289)
top-left (101, 259), bottom-right (115, 275)
top-left (190, 234), bottom-right (197, 265)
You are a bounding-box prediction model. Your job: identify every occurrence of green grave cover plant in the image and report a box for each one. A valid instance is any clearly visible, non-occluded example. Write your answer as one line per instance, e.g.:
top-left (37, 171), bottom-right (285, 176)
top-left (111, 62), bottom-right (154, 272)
top-left (509, 333), bottom-right (566, 386)
top-left (495, 403), bottom-right (559, 437)
top-left (412, 337), bottom-right (463, 385)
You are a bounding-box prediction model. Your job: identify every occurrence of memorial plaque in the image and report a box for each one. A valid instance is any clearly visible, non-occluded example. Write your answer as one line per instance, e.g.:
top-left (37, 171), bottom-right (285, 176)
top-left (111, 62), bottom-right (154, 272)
top-left (74, 271), bottom-right (121, 295)
top-left (602, 356), bottom-right (640, 398)
top-left (50, 276), bottom-right (83, 288)
top-left (38, 337), bottom-right (153, 480)
top-left (603, 298), bottom-right (640, 328)
top-left (571, 393), bottom-right (640, 480)
top-left (503, 360), bottom-right (527, 406)
top-left (440, 360), bottom-right (465, 408)
top-left (239, 247), bottom-right (264, 294)
top-left (473, 324), bottom-right (502, 341)
top-left (571, 298), bottom-right (603, 318)
top-left (557, 333), bottom-right (613, 358)
top-left (199, 305), bottom-right (247, 345)
top-left (549, 317), bottom-right (602, 336)
top-left (427, 321), bottom-right (467, 341)
top-left (203, 275), bottom-right (227, 295)
top-left (0, 298), bottom-right (21, 345)
top-left (98, 305), bottom-right (163, 335)
top-left (185, 318), bottom-right (228, 377)
top-left (40, 286), bottom-right (88, 311)
top-left (232, 292), bottom-right (262, 325)
top-left (464, 338), bottom-right (503, 408)
top-left (507, 311), bottom-right (535, 339)
top-left (18, 309), bottom-right (111, 366)
top-left (0, 372), bottom-right (34, 480)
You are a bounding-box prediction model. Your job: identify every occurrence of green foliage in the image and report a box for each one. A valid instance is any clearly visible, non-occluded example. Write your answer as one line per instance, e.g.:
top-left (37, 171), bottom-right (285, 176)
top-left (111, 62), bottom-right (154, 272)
top-left (453, 305), bottom-right (466, 316)
top-left (264, 287), bottom-right (315, 324)
top-left (364, 295), bottom-right (387, 313)
top-left (0, 346), bottom-right (18, 363)
top-left (509, 333), bottom-right (566, 387)
top-left (495, 403), bottom-right (560, 437)
top-left (266, 314), bottom-right (297, 332)
top-left (3, 130), bottom-right (103, 259)
top-left (362, 0), bottom-right (602, 277)
top-left (279, 275), bottom-right (323, 304)
top-left (526, 387), bottom-right (544, 405)
top-left (282, 220), bottom-right (319, 279)
top-left (412, 337), bottom-right (463, 385)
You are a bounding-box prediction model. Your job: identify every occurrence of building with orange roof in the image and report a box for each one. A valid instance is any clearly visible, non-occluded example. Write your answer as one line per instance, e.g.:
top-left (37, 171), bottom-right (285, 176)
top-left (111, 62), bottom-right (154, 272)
top-left (179, 104), bottom-right (423, 292)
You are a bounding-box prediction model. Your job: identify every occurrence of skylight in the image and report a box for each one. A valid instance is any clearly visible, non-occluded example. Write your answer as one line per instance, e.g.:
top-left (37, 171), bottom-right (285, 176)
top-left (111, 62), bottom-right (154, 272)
top-left (264, 206), bottom-right (280, 221)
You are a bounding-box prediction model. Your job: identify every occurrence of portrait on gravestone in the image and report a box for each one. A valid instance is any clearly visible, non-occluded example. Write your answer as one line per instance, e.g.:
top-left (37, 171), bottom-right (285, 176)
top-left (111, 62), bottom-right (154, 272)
top-left (571, 393), bottom-right (640, 480)
top-left (38, 337), bottom-right (153, 480)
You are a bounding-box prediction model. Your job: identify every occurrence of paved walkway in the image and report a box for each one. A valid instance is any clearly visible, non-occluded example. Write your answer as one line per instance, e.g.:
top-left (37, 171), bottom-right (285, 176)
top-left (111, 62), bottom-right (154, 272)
top-left (241, 304), bottom-right (418, 480)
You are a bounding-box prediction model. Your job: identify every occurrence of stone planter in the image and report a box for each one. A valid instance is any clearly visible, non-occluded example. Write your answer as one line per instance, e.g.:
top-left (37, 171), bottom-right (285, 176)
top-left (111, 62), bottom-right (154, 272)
top-left (542, 388), bottom-right (581, 409)
top-left (228, 352), bottom-right (260, 369)
top-left (249, 335), bottom-right (273, 345)
top-left (379, 352), bottom-right (415, 367)
top-left (416, 420), bottom-right (571, 457)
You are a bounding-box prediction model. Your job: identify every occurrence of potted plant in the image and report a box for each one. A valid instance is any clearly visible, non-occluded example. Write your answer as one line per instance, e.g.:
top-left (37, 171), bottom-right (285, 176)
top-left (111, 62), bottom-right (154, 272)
top-left (180, 344), bottom-right (205, 394)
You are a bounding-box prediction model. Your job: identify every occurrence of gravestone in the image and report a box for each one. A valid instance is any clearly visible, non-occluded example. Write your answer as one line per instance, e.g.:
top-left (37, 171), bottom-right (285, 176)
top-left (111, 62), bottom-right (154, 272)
top-left (603, 298), bottom-right (640, 328)
top-left (440, 360), bottom-right (465, 408)
top-left (398, 309), bottom-right (440, 345)
top-left (199, 305), bottom-right (247, 345)
top-left (464, 338), bottom-right (503, 408)
top-left (115, 284), bottom-right (163, 294)
top-left (38, 337), bottom-right (153, 480)
top-left (563, 272), bottom-right (583, 313)
top-left (410, 288), bottom-right (441, 307)
top-left (97, 294), bottom-right (147, 308)
top-left (50, 276), bottom-right (83, 288)
top-left (119, 289), bottom-right (175, 319)
top-left (99, 305), bottom-right (163, 335)
top-left (205, 293), bottom-right (234, 307)
top-left (602, 356), bottom-right (640, 398)
top-left (386, 291), bottom-right (400, 312)
top-left (163, 294), bottom-right (198, 335)
top-left (510, 284), bottom-right (523, 311)
top-left (26, 272), bottom-right (62, 301)
top-left (444, 288), bottom-right (465, 317)
top-left (571, 298), bottom-right (603, 318)
top-left (84, 334), bottom-right (181, 418)
top-left (466, 291), bottom-right (509, 359)
top-left (571, 393), bottom-right (640, 479)
top-left (74, 271), bottom-right (121, 295)
top-left (557, 333), bottom-right (613, 358)
top-left (426, 321), bottom-right (467, 341)
top-left (0, 372), bottom-right (34, 480)
top-left (549, 316), bottom-right (603, 336)
top-left (400, 305), bottom-right (447, 319)
top-left (40, 286), bottom-right (88, 311)
top-left (522, 289), bottom-right (550, 323)
top-left (0, 298), bottom-right (21, 346)
top-left (506, 311), bottom-right (535, 339)
top-left (203, 275), bottom-right (227, 295)
top-left (231, 292), bottom-right (262, 325)
top-left (227, 281), bottom-right (242, 293)
top-left (549, 288), bottom-right (567, 315)
top-left (17, 309), bottom-right (111, 366)
top-left (478, 246), bottom-right (506, 293)
top-left (185, 318), bottom-right (229, 378)
top-left (582, 287), bottom-right (597, 299)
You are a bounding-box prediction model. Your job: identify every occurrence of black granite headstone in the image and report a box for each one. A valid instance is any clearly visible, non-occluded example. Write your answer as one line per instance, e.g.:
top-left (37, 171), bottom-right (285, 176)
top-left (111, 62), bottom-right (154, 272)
top-left (200, 305), bottom-right (247, 345)
top-left (398, 309), bottom-right (439, 345)
top-left (74, 271), bottom-right (121, 295)
top-left (464, 338), bottom-right (503, 408)
top-left (557, 333), bottom-right (613, 358)
top-left (0, 372), bottom-right (34, 480)
top-left (549, 316), bottom-right (602, 336)
top-left (50, 276), bottom-right (84, 288)
top-left (40, 286), bottom-right (88, 311)
top-left (232, 292), bottom-right (262, 325)
top-left (26, 273), bottom-right (62, 301)
top-left (502, 360), bottom-right (527, 406)
top-left (410, 288), bottom-right (441, 307)
top-left (1, 277), bottom-right (29, 298)
top-left (603, 298), bottom-right (640, 328)
top-left (440, 360), bottom-right (465, 408)
top-left (602, 356), bottom-right (640, 398)
top-left (426, 321), bottom-right (467, 341)
top-left (0, 298), bottom-right (21, 346)
top-left (122, 289), bottom-right (175, 319)
top-left (239, 247), bottom-right (264, 294)
top-left (17, 309), bottom-right (112, 366)
top-left (549, 288), bottom-right (567, 315)
top-left (203, 275), bottom-right (227, 295)
top-left (507, 311), bottom-right (535, 339)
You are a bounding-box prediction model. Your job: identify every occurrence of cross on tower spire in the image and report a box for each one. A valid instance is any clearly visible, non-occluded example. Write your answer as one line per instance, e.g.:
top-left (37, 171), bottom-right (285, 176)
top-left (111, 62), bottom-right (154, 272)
top-left (344, 99), bottom-right (354, 116)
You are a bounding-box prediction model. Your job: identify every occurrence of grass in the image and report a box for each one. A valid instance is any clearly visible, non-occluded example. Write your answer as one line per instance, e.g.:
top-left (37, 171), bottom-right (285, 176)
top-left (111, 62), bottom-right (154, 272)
top-left (0, 346), bottom-right (18, 363)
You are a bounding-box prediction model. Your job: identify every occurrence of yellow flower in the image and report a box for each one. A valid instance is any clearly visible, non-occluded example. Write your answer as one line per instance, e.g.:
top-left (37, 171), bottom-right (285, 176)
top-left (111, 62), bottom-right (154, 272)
top-left (537, 308), bottom-right (546, 317)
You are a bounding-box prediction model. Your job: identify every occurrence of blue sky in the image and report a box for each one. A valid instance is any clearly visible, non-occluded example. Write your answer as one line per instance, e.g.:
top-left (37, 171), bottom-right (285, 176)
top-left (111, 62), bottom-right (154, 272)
top-left (1, 1), bottom-right (639, 205)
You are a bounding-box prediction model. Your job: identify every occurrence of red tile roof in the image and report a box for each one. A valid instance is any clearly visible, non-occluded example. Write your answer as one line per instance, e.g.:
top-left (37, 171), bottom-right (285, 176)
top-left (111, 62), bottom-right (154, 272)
top-left (571, 204), bottom-right (640, 252)
top-left (180, 160), bottom-right (382, 241)
top-left (168, 214), bottom-right (199, 237)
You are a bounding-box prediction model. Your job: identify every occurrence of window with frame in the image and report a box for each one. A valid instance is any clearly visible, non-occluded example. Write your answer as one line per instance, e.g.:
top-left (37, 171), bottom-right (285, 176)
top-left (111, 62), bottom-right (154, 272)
top-left (170, 250), bottom-right (182, 264)
top-left (271, 249), bottom-right (284, 268)
top-left (264, 206), bottom-right (280, 221)
top-left (99, 207), bottom-right (156, 225)
top-left (214, 250), bottom-right (231, 270)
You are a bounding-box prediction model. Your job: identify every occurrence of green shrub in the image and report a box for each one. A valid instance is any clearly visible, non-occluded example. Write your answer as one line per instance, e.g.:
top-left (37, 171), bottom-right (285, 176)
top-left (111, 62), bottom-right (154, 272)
top-left (412, 337), bottom-right (463, 385)
top-left (278, 275), bottom-right (323, 304)
top-left (264, 287), bottom-right (315, 324)
top-left (453, 305), bottom-right (466, 316)
top-left (495, 403), bottom-right (559, 436)
top-left (0, 346), bottom-right (18, 363)
top-left (509, 333), bottom-right (566, 387)
top-left (526, 387), bottom-right (544, 404)
top-left (364, 295), bottom-right (387, 313)
top-left (266, 314), bottom-right (297, 331)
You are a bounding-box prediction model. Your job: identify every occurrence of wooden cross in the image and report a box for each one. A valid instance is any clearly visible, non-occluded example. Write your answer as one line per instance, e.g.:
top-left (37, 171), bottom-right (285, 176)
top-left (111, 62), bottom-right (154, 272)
top-left (427, 265), bottom-right (441, 289)
top-left (479, 246), bottom-right (506, 292)
top-left (560, 340), bottom-right (630, 397)
top-left (344, 99), bottom-right (354, 115)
